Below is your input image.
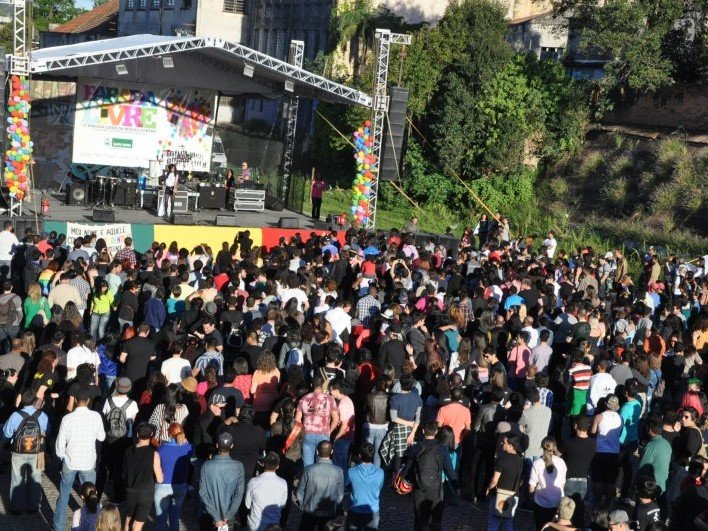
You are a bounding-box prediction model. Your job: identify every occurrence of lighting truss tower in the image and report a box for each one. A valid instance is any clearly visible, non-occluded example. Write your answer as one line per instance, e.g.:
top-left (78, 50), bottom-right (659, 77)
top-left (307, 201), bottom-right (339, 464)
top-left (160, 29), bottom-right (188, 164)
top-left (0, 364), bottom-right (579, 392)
top-left (7, 0), bottom-right (27, 75)
top-left (282, 39), bottom-right (304, 205)
top-left (367, 28), bottom-right (410, 229)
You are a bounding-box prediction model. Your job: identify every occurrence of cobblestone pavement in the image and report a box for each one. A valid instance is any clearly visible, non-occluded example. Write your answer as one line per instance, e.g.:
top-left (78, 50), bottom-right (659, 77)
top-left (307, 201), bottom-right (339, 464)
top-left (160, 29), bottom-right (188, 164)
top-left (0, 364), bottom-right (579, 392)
top-left (0, 458), bottom-right (534, 530)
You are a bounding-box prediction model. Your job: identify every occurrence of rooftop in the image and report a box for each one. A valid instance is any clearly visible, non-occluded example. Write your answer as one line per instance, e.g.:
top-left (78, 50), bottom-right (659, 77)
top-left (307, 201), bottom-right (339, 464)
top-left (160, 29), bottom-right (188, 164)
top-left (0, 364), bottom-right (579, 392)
top-left (52, 0), bottom-right (119, 34)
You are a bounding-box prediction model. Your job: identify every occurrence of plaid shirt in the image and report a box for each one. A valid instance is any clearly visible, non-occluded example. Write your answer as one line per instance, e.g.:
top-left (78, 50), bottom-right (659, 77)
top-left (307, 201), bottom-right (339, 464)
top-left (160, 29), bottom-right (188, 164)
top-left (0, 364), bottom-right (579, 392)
top-left (115, 247), bottom-right (137, 268)
top-left (355, 295), bottom-right (381, 326)
top-left (70, 277), bottom-right (91, 310)
top-left (458, 301), bottom-right (473, 328)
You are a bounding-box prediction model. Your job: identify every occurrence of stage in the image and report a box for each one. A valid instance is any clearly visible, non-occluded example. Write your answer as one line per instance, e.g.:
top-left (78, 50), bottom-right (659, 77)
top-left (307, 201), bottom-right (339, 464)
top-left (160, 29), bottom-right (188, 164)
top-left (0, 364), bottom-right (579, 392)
top-left (3, 190), bottom-right (327, 254)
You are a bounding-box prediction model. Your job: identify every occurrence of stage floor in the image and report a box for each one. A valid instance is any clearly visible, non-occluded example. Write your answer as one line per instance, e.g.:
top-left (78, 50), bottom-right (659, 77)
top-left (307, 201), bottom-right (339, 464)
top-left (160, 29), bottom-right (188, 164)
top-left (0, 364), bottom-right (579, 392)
top-left (26, 191), bottom-right (316, 229)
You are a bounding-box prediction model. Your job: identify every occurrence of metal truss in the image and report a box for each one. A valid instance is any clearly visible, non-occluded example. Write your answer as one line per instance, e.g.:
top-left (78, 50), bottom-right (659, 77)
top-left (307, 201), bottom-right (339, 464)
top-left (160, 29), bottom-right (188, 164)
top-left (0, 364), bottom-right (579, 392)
top-left (281, 39), bottom-right (304, 206)
top-left (0, 0), bottom-right (27, 76)
top-left (366, 29), bottom-right (411, 229)
top-left (30, 36), bottom-right (372, 108)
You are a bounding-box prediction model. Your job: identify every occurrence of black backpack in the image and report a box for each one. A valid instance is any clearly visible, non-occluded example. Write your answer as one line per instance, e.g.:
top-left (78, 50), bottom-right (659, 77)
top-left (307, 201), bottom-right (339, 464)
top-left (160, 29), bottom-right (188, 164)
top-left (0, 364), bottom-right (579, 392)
top-left (414, 443), bottom-right (442, 492)
top-left (12, 410), bottom-right (44, 454)
top-left (0, 296), bottom-right (16, 326)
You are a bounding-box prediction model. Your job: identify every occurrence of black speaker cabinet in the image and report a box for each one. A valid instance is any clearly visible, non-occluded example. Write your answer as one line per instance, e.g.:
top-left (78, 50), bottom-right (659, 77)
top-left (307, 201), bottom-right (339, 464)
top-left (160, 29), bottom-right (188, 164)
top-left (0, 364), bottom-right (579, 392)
top-left (265, 195), bottom-right (284, 211)
top-left (92, 207), bottom-right (115, 222)
top-left (380, 86), bottom-right (409, 181)
top-left (66, 183), bottom-right (88, 206)
top-left (172, 212), bottom-right (193, 224)
top-left (215, 214), bottom-right (238, 226)
top-left (199, 185), bottom-right (226, 209)
top-left (113, 180), bottom-right (138, 206)
top-left (312, 221), bottom-right (331, 231)
top-left (278, 217), bottom-right (300, 229)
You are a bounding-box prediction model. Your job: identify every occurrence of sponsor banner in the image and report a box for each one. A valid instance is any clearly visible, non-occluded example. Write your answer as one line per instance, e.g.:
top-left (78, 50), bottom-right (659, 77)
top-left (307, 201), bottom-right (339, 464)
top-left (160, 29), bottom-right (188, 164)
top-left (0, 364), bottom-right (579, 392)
top-left (73, 78), bottom-right (216, 172)
top-left (66, 222), bottom-right (132, 253)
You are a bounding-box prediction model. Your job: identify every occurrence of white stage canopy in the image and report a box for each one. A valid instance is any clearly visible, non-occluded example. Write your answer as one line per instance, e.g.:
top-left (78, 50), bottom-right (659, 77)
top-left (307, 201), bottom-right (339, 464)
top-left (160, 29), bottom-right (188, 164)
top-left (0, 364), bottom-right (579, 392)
top-left (28, 35), bottom-right (372, 107)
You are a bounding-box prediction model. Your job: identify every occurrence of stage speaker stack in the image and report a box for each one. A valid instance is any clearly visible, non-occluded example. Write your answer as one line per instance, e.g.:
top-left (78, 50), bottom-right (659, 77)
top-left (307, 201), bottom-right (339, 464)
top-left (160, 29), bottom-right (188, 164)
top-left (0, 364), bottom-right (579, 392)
top-left (66, 183), bottom-right (88, 206)
top-left (92, 207), bottom-right (115, 222)
top-left (278, 217), bottom-right (300, 229)
top-left (379, 86), bottom-right (409, 182)
top-left (215, 214), bottom-right (238, 226)
top-left (113, 180), bottom-right (138, 206)
top-left (313, 221), bottom-right (331, 231)
top-left (199, 183), bottom-right (226, 209)
top-left (265, 194), bottom-right (284, 211)
top-left (172, 212), bottom-right (193, 224)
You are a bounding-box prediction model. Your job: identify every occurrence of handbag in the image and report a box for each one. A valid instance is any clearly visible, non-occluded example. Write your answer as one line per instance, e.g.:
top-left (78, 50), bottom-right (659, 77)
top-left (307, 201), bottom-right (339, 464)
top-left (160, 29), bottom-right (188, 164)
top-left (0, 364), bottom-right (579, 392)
top-left (493, 487), bottom-right (519, 518)
top-left (282, 421), bottom-right (302, 454)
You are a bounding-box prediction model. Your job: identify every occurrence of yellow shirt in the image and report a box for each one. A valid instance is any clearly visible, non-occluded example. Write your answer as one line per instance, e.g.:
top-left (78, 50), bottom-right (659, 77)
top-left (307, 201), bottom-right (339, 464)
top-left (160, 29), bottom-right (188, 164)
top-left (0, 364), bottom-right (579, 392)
top-left (91, 291), bottom-right (114, 315)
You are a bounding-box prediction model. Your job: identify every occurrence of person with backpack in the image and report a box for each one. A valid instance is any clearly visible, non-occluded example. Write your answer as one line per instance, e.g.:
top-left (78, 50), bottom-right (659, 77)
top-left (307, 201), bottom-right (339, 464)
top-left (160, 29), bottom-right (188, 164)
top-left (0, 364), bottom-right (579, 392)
top-left (404, 421), bottom-right (458, 531)
top-left (3, 389), bottom-right (48, 514)
top-left (97, 377), bottom-right (138, 501)
top-left (0, 280), bottom-right (22, 355)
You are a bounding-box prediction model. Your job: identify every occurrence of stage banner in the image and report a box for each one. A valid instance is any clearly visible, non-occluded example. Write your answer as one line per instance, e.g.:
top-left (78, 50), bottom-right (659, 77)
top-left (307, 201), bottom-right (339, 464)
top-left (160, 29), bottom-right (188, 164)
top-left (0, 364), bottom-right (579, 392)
top-left (73, 78), bottom-right (216, 172)
top-left (66, 222), bottom-right (132, 254)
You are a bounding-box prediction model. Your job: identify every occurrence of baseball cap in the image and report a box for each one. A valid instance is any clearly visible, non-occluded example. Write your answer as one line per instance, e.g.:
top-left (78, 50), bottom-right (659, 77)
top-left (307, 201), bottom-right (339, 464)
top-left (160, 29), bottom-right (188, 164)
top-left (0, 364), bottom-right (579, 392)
top-left (606, 395), bottom-right (620, 411)
top-left (608, 510), bottom-right (629, 525)
top-left (217, 431), bottom-right (234, 449)
top-left (604, 251), bottom-right (613, 260)
top-left (209, 392), bottom-right (227, 406)
top-left (115, 377), bottom-right (132, 394)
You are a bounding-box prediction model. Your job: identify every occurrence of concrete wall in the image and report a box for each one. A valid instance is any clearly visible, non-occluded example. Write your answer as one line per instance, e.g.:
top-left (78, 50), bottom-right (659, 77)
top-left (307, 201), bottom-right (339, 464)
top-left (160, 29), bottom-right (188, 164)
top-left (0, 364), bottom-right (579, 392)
top-left (376, 0), bottom-right (553, 24)
top-left (195, 0), bottom-right (247, 41)
top-left (508, 13), bottom-right (568, 58)
top-left (603, 84), bottom-right (708, 133)
top-left (118, 0), bottom-right (197, 35)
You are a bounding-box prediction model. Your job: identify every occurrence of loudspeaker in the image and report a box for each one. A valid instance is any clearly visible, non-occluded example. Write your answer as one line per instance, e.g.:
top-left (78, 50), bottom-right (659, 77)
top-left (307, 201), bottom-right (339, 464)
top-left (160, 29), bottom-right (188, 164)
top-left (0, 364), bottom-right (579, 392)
top-left (92, 207), bottom-right (115, 222)
top-left (265, 195), bottom-right (284, 211)
top-left (379, 86), bottom-right (409, 181)
top-left (66, 183), bottom-right (88, 206)
top-left (172, 212), bottom-right (193, 224)
top-left (215, 214), bottom-right (238, 226)
top-left (313, 221), bottom-right (331, 231)
top-left (113, 180), bottom-right (138, 206)
top-left (199, 185), bottom-right (226, 209)
top-left (278, 217), bottom-right (299, 228)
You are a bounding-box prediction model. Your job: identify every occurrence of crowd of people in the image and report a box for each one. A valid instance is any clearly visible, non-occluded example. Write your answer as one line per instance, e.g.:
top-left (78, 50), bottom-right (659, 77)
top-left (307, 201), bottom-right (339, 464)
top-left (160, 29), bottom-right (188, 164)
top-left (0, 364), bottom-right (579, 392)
top-left (0, 218), bottom-right (706, 531)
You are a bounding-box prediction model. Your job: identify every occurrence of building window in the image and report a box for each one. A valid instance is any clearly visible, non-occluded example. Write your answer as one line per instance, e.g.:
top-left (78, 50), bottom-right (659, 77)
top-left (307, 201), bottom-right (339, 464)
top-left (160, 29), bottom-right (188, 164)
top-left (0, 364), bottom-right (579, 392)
top-left (181, 0), bottom-right (191, 8)
top-left (151, 0), bottom-right (160, 9)
top-left (165, 0), bottom-right (174, 7)
top-left (223, 0), bottom-right (246, 13)
top-left (126, 0), bottom-right (135, 9)
top-left (137, 0), bottom-right (147, 10)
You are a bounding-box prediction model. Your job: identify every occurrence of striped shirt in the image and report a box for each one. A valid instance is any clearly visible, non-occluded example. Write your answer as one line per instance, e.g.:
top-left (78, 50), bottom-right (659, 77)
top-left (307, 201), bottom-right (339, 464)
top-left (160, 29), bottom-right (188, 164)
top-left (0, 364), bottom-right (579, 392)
top-left (568, 363), bottom-right (592, 390)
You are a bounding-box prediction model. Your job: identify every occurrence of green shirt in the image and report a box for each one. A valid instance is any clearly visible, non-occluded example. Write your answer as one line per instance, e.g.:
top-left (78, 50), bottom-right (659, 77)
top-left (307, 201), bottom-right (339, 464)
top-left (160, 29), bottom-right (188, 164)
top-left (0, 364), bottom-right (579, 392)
top-left (91, 291), bottom-right (114, 315)
top-left (639, 434), bottom-right (672, 491)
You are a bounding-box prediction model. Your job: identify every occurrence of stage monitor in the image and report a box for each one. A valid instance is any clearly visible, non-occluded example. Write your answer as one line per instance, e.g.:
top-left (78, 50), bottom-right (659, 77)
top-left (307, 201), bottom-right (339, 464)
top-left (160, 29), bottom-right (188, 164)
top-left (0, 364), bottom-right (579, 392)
top-left (72, 78), bottom-right (217, 173)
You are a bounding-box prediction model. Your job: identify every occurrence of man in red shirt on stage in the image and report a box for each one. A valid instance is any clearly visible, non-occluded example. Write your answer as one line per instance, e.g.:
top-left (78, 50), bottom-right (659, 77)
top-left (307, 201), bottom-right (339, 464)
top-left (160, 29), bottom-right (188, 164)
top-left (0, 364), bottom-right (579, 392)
top-left (311, 173), bottom-right (327, 221)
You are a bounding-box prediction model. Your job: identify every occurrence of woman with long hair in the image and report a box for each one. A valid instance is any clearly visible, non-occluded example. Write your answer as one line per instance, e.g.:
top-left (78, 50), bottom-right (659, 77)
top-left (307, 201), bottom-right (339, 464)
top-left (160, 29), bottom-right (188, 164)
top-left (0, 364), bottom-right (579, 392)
top-left (97, 331), bottom-right (120, 397)
top-left (154, 423), bottom-right (193, 531)
top-left (250, 353), bottom-right (280, 429)
top-left (32, 350), bottom-right (58, 402)
top-left (23, 282), bottom-right (50, 330)
top-left (66, 362), bottom-right (100, 412)
top-left (268, 398), bottom-right (302, 528)
top-left (529, 436), bottom-right (567, 530)
top-left (61, 301), bottom-right (85, 332)
top-left (95, 503), bottom-right (122, 531)
top-left (90, 278), bottom-right (114, 342)
top-left (149, 383), bottom-right (189, 442)
top-left (72, 482), bottom-right (101, 531)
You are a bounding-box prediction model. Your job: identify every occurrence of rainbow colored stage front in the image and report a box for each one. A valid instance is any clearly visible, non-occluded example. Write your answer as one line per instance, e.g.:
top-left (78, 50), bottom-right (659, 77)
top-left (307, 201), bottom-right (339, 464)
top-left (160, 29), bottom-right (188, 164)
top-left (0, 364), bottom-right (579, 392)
top-left (43, 220), bottom-right (339, 254)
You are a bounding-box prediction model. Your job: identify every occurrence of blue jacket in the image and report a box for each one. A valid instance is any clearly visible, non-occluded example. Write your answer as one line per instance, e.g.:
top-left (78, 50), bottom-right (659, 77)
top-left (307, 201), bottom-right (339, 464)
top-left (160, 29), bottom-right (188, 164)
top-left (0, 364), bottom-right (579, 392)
top-left (347, 463), bottom-right (384, 514)
top-left (296, 457), bottom-right (344, 517)
top-left (199, 454), bottom-right (244, 523)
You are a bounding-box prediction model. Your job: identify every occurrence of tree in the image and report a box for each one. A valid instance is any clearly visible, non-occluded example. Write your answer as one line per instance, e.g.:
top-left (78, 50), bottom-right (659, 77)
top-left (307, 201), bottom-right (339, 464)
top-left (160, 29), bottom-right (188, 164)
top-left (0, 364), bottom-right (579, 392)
top-left (94, 0), bottom-right (111, 6)
top-left (330, 0), bottom-right (377, 81)
top-left (32, 0), bottom-right (85, 32)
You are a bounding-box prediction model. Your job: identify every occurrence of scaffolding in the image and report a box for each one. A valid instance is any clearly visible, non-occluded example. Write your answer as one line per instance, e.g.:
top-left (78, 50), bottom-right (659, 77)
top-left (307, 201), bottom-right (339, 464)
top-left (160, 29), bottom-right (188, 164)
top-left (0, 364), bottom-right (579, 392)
top-left (367, 29), bottom-right (410, 229)
top-left (281, 39), bottom-right (304, 205)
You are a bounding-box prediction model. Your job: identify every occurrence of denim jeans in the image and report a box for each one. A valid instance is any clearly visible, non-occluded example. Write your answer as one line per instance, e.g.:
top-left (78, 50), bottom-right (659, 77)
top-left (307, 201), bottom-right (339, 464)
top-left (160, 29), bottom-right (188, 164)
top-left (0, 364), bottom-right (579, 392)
top-left (302, 433), bottom-right (329, 467)
top-left (9, 452), bottom-right (43, 512)
top-left (100, 374), bottom-right (116, 398)
top-left (154, 482), bottom-right (188, 531)
top-left (487, 497), bottom-right (515, 531)
top-left (333, 438), bottom-right (352, 472)
top-left (90, 313), bottom-right (110, 342)
top-left (364, 425), bottom-right (388, 467)
top-left (346, 510), bottom-right (380, 530)
top-left (53, 463), bottom-right (96, 531)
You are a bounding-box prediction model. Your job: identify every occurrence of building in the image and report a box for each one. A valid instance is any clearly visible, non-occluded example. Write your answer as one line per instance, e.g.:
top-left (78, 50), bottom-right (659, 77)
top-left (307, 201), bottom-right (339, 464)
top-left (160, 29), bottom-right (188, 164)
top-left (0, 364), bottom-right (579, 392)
top-left (507, 11), bottom-right (568, 61)
top-left (117, 0), bottom-right (247, 42)
top-left (39, 0), bottom-right (119, 48)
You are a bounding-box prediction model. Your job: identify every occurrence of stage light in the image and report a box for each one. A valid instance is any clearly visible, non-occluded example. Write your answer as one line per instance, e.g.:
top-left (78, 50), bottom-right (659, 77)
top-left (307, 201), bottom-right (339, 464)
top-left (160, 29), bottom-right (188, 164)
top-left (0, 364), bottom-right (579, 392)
top-left (162, 56), bottom-right (174, 68)
top-left (243, 64), bottom-right (254, 78)
top-left (284, 80), bottom-right (294, 92)
top-left (115, 63), bottom-right (128, 75)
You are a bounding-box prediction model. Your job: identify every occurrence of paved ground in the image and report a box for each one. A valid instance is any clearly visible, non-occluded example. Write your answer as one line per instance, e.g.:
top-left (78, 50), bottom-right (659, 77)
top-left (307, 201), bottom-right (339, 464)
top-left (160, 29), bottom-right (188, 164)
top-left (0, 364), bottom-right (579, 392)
top-left (0, 456), bottom-right (535, 530)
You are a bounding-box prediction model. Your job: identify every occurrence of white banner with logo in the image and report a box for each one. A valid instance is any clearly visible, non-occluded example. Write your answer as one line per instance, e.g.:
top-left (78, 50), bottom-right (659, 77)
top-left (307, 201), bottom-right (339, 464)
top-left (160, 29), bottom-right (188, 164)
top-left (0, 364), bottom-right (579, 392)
top-left (73, 78), bottom-right (216, 172)
top-left (66, 222), bottom-right (132, 254)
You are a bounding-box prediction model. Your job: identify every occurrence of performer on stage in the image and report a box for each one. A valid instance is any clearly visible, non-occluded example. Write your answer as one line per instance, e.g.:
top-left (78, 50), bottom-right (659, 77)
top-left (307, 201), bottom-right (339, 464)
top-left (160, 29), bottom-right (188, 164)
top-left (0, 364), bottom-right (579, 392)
top-left (224, 168), bottom-right (236, 190)
top-left (158, 164), bottom-right (179, 218)
top-left (237, 161), bottom-right (251, 185)
top-left (310, 172), bottom-right (327, 221)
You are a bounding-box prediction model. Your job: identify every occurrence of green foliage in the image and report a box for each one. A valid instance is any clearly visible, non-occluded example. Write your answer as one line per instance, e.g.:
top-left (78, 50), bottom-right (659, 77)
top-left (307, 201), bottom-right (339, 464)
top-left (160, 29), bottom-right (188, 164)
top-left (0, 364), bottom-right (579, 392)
top-left (468, 169), bottom-right (537, 215)
top-left (32, 0), bottom-right (85, 31)
top-left (0, 22), bottom-right (12, 54)
top-left (401, 138), bottom-right (458, 205)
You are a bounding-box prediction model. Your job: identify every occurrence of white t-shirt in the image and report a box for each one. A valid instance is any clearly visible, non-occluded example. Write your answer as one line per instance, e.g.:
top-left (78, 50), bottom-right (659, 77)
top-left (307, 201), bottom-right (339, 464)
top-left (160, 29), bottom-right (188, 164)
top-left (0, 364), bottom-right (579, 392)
top-left (161, 357), bottom-right (193, 385)
top-left (280, 287), bottom-right (308, 311)
top-left (0, 230), bottom-right (19, 261)
top-left (543, 237), bottom-right (557, 258)
top-left (586, 373), bottom-right (617, 415)
top-left (596, 410), bottom-right (622, 454)
top-left (530, 455), bottom-right (567, 508)
top-left (102, 395), bottom-right (139, 437)
top-left (66, 346), bottom-right (101, 380)
top-left (165, 172), bottom-right (177, 187)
